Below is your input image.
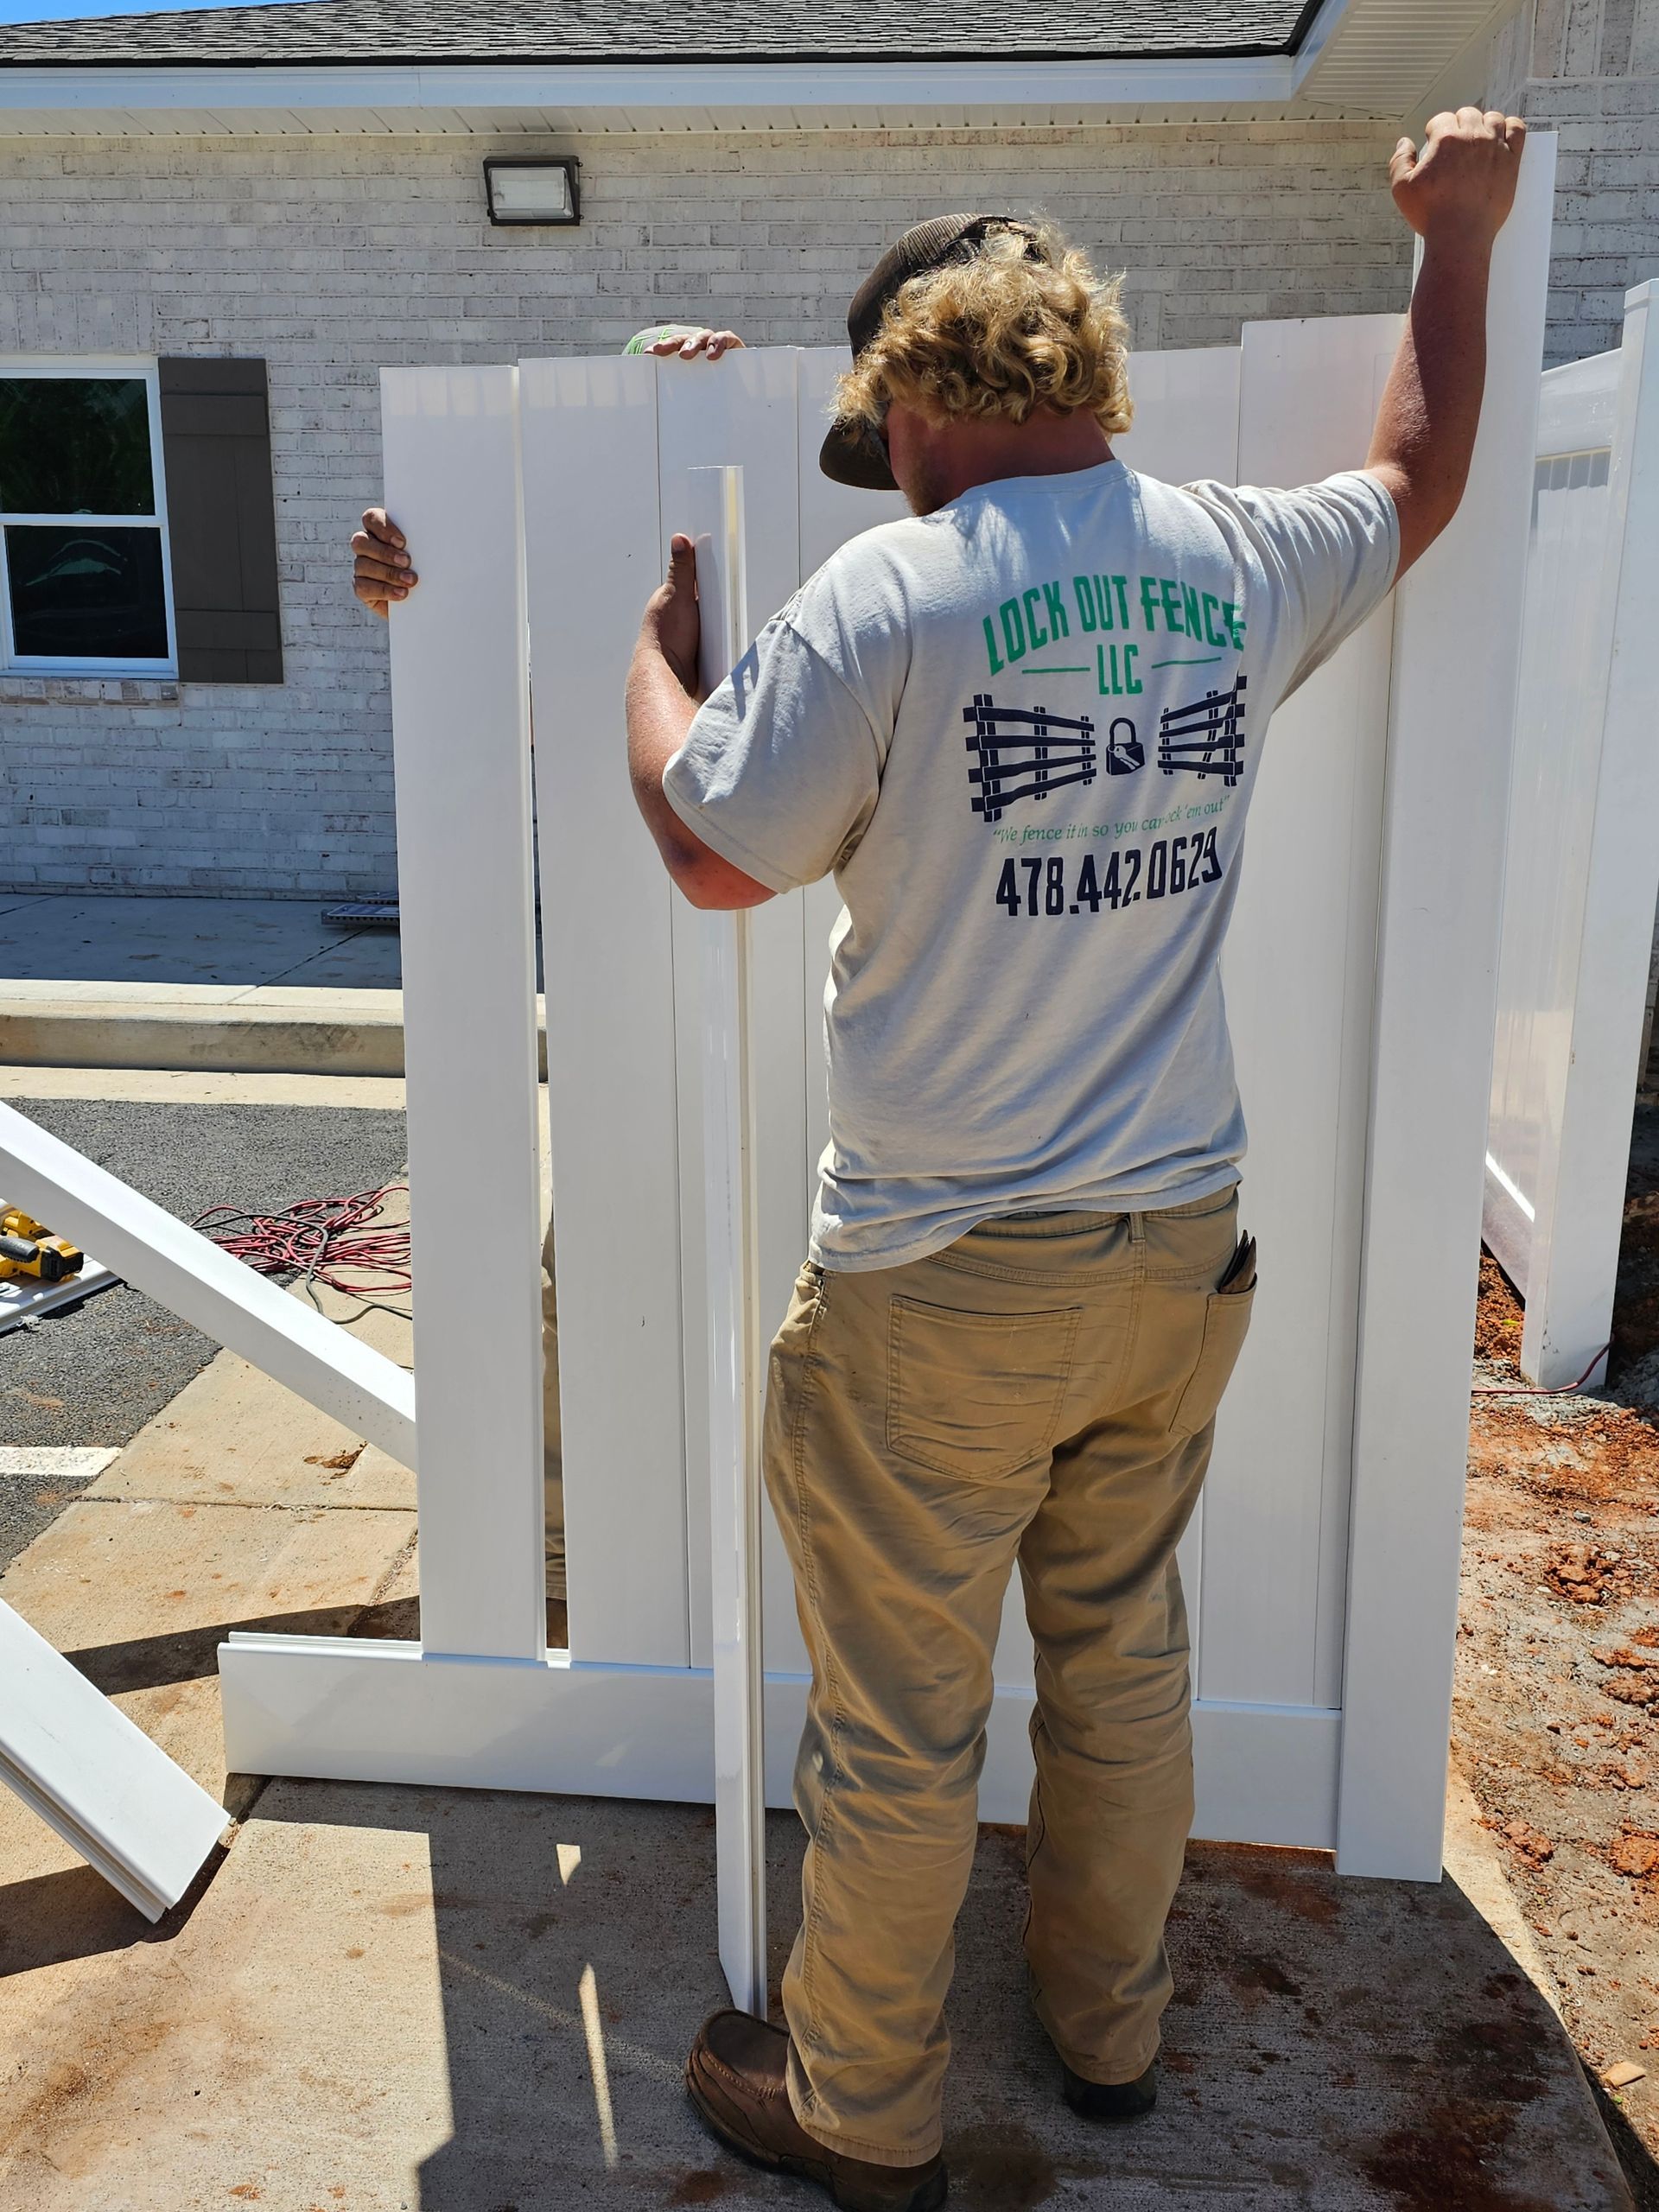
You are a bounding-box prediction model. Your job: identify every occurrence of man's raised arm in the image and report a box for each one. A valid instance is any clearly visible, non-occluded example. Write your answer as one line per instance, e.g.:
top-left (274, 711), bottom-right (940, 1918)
top-left (1365, 105), bottom-right (1527, 579)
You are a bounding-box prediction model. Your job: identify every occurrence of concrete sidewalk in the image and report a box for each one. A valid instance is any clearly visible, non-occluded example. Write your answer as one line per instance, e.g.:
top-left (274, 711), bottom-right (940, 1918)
top-left (0, 893), bottom-right (404, 991)
top-left (2, 1772), bottom-right (1631, 2212)
top-left (0, 892), bottom-right (404, 1075)
top-left (0, 894), bottom-right (549, 1075)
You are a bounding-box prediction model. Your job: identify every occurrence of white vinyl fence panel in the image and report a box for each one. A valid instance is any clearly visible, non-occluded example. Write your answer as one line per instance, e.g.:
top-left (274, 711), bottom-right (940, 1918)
top-left (1484, 278), bottom-right (1659, 1388)
top-left (217, 136), bottom-right (1555, 1911)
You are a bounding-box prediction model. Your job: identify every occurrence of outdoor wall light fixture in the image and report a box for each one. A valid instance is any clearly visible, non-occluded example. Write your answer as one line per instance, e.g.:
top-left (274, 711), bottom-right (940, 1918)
top-left (483, 157), bottom-right (581, 226)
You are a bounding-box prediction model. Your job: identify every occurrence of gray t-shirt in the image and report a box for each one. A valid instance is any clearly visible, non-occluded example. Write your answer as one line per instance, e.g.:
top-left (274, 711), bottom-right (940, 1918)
top-left (664, 458), bottom-right (1398, 1271)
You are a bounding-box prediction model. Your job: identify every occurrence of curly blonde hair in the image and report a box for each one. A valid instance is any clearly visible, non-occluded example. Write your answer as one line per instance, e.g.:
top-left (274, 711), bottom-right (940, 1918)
top-left (836, 225), bottom-right (1134, 438)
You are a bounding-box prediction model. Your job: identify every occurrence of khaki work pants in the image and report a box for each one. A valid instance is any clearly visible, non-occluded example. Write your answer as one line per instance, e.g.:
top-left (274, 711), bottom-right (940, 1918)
top-left (763, 1192), bottom-right (1255, 2167)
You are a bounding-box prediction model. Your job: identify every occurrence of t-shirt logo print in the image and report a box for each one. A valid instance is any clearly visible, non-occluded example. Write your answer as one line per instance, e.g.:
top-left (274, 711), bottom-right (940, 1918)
top-left (962, 694), bottom-right (1120, 825)
top-left (1157, 674), bottom-right (1248, 787)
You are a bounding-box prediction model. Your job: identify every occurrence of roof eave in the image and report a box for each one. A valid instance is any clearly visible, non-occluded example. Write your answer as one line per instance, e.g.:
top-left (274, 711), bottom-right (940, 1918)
top-left (0, 53), bottom-right (1316, 126)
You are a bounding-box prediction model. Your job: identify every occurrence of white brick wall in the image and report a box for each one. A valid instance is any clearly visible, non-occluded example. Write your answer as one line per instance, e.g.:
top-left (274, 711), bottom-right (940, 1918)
top-left (1488, 0), bottom-right (1659, 366)
top-left (0, 121), bottom-right (1415, 896)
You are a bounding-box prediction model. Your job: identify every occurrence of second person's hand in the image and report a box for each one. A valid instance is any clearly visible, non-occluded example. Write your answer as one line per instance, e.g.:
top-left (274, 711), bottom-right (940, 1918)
top-left (644, 327), bottom-right (745, 360)
top-left (352, 507), bottom-right (416, 619)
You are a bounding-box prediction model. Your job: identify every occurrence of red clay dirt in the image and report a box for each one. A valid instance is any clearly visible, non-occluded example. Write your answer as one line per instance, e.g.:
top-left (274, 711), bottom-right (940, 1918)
top-left (1456, 1116), bottom-right (1659, 2199)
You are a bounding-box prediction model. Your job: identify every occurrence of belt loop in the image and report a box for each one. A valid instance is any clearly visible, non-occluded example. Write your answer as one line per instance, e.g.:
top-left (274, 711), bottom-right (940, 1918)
top-left (1128, 1211), bottom-right (1147, 1245)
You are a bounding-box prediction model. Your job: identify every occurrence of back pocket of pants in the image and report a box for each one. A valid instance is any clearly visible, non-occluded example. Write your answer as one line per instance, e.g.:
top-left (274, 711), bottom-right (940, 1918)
top-left (888, 1297), bottom-right (1081, 1481)
top-left (1167, 1283), bottom-right (1255, 1440)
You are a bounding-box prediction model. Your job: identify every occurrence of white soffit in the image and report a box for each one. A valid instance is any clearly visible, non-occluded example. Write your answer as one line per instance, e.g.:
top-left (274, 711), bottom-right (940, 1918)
top-left (0, 54), bottom-right (1417, 135)
top-left (1294, 0), bottom-right (1523, 116)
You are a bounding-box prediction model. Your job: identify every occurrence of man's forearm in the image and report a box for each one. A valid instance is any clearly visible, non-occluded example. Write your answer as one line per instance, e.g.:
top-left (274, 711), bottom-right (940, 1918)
top-left (1366, 107), bottom-right (1524, 575)
top-left (1367, 234), bottom-right (1492, 575)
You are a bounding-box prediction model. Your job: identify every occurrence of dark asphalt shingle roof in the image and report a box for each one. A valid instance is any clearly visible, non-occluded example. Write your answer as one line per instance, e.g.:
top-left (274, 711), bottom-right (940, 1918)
top-left (0, 0), bottom-right (1321, 68)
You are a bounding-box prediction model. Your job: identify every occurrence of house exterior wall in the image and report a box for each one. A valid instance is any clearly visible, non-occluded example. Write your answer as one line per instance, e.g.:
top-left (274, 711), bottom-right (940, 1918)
top-left (1487, 0), bottom-right (1659, 365)
top-left (0, 121), bottom-right (1415, 898)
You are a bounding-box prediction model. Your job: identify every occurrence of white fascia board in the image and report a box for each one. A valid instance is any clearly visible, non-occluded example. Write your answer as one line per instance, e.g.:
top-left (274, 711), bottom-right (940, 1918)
top-left (0, 54), bottom-right (1295, 125)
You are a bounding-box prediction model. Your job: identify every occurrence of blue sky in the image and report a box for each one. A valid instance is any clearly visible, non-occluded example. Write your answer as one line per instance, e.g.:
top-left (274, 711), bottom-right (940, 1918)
top-left (0, 0), bottom-right (302, 22)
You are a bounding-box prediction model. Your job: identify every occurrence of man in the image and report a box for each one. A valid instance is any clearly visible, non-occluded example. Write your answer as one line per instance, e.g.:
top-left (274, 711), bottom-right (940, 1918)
top-left (351, 324), bottom-right (744, 1611)
top-left (622, 111), bottom-right (1523, 2212)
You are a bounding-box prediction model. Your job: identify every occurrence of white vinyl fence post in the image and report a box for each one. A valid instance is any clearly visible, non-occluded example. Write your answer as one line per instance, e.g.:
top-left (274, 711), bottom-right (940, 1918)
top-left (690, 464), bottom-right (768, 2017)
top-left (1338, 132), bottom-right (1557, 1879)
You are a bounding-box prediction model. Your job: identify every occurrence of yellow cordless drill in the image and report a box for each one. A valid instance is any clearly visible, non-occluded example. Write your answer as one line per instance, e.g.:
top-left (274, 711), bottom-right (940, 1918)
top-left (0, 1207), bottom-right (84, 1284)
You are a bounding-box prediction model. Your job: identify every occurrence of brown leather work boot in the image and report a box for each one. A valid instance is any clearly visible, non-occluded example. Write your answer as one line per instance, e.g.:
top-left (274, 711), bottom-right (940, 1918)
top-left (685, 2010), bottom-right (948, 2211)
top-left (1061, 2057), bottom-right (1158, 2121)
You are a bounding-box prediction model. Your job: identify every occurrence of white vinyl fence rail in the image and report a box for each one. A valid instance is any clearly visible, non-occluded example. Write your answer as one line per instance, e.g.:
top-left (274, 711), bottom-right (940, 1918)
top-left (1484, 277), bottom-right (1659, 1389)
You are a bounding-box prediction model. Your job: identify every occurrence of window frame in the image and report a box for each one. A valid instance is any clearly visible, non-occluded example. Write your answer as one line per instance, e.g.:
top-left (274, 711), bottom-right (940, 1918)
top-left (0, 354), bottom-right (179, 679)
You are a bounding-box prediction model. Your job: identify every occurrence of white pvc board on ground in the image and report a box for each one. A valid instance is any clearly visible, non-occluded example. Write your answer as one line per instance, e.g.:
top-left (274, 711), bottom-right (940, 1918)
top-left (1484, 277), bottom-right (1659, 1388)
top-left (222, 138), bottom-right (1554, 1891)
top-left (0, 1599), bottom-right (226, 1921)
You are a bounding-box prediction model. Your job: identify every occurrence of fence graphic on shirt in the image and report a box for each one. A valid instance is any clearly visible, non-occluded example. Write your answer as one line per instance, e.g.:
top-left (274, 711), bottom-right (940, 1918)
top-left (962, 695), bottom-right (1115, 825)
top-left (1156, 675), bottom-right (1247, 786)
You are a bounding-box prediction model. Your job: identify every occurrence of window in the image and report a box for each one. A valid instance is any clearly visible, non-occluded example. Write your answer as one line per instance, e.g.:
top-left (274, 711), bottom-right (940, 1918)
top-left (0, 361), bottom-right (175, 676)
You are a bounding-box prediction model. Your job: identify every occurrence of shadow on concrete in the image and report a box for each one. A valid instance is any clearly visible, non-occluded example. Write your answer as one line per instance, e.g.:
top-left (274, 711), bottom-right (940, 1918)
top-left (239, 1783), bottom-right (1630, 2212)
top-left (0, 1841), bottom-right (231, 1980)
top-left (0, 1866), bottom-right (156, 1977)
top-left (63, 1596), bottom-right (419, 1694)
top-left (60, 1591), bottom-right (570, 1697)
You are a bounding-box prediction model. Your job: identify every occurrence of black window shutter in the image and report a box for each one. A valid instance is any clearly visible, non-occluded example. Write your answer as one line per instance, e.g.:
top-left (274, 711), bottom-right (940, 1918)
top-left (157, 357), bottom-right (283, 683)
